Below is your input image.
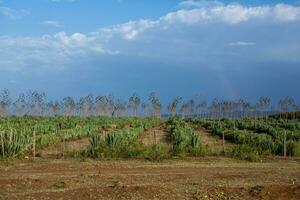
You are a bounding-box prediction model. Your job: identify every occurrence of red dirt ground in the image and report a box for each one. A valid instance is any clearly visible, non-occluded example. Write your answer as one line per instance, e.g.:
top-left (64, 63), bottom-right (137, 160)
top-left (0, 157), bottom-right (299, 200)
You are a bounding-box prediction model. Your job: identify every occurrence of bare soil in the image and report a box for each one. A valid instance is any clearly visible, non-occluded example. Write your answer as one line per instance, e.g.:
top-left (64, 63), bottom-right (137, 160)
top-left (0, 157), bottom-right (299, 200)
top-left (193, 126), bottom-right (235, 153)
top-left (139, 125), bottom-right (170, 145)
top-left (38, 138), bottom-right (90, 158)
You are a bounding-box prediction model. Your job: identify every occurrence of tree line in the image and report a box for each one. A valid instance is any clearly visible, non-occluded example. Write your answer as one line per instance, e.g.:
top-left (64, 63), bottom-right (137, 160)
top-left (0, 89), bottom-right (299, 119)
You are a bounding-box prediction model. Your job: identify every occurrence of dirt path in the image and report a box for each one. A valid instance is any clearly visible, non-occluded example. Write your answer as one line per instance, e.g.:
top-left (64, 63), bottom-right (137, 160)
top-left (38, 138), bottom-right (90, 158)
top-left (0, 157), bottom-right (299, 200)
top-left (139, 125), bottom-right (170, 145)
top-left (190, 124), bottom-right (235, 153)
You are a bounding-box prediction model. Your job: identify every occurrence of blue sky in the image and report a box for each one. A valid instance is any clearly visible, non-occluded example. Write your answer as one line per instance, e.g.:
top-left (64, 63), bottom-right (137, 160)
top-left (1, 0), bottom-right (300, 104)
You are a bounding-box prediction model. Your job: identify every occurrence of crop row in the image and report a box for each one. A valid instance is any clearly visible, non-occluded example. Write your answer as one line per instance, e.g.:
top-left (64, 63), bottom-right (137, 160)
top-left (0, 116), bottom-right (161, 158)
top-left (167, 118), bottom-right (202, 155)
top-left (189, 119), bottom-right (300, 156)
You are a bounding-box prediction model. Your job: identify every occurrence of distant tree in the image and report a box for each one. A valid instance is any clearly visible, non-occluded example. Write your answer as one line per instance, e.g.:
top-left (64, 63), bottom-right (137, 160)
top-left (195, 100), bottom-right (207, 118)
top-left (221, 101), bottom-right (235, 119)
top-left (128, 93), bottom-right (141, 117)
top-left (26, 91), bottom-right (45, 116)
top-left (141, 102), bottom-right (149, 117)
top-left (37, 92), bottom-right (46, 116)
top-left (179, 103), bottom-right (188, 119)
top-left (220, 101), bottom-right (228, 119)
top-left (149, 92), bottom-right (162, 118)
top-left (46, 101), bottom-right (54, 116)
top-left (167, 97), bottom-right (182, 117)
top-left (114, 99), bottom-right (127, 117)
top-left (77, 97), bottom-right (85, 116)
top-left (13, 93), bottom-right (26, 116)
top-left (46, 101), bottom-right (61, 116)
top-left (187, 99), bottom-right (195, 116)
top-left (52, 101), bottom-right (61, 116)
top-left (76, 94), bottom-right (94, 116)
top-left (241, 101), bottom-right (252, 118)
top-left (236, 99), bottom-right (244, 118)
top-left (258, 96), bottom-right (271, 119)
top-left (208, 98), bottom-right (219, 119)
top-left (63, 96), bottom-right (75, 116)
top-left (291, 103), bottom-right (299, 120)
top-left (106, 95), bottom-right (115, 117)
top-left (84, 94), bottom-right (94, 116)
top-left (95, 96), bottom-right (107, 116)
top-left (278, 97), bottom-right (295, 119)
top-left (0, 89), bottom-right (11, 117)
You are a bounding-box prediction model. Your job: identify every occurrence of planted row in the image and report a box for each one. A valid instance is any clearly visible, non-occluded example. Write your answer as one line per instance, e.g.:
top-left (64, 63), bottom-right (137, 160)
top-left (167, 118), bottom-right (202, 155)
top-left (0, 131), bottom-right (31, 158)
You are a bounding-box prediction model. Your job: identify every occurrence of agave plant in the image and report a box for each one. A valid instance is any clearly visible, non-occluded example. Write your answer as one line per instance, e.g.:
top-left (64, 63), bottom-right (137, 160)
top-left (89, 134), bottom-right (101, 149)
top-left (190, 133), bottom-right (200, 148)
top-left (0, 131), bottom-right (31, 157)
top-left (106, 132), bottom-right (122, 147)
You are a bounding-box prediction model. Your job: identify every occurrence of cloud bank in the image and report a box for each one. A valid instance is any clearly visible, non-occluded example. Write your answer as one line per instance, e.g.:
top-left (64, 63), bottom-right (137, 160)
top-left (0, 2), bottom-right (300, 71)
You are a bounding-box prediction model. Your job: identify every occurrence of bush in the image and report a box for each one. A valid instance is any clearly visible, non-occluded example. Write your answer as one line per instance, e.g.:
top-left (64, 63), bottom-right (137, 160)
top-left (188, 145), bottom-right (207, 156)
top-left (287, 141), bottom-right (300, 156)
top-left (118, 143), bottom-right (146, 158)
top-left (231, 145), bottom-right (261, 162)
top-left (143, 144), bottom-right (170, 161)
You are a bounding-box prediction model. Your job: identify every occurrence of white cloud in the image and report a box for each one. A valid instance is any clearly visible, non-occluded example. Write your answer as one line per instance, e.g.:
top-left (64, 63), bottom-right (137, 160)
top-left (163, 4), bottom-right (300, 24)
top-left (41, 20), bottom-right (62, 28)
top-left (0, 3), bottom-right (300, 72)
top-left (99, 20), bottom-right (159, 40)
top-left (0, 6), bottom-right (29, 20)
top-left (274, 4), bottom-right (300, 22)
top-left (179, 0), bottom-right (223, 8)
top-left (0, 32), bottom-right (118, 71)
top-left (229, 42), bottom-right (256, 46)
top-left (99, 3), bottom-right (300, 41)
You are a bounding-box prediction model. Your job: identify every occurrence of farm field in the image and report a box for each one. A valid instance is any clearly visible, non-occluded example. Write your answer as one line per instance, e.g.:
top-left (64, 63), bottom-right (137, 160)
top-left (2, 0), bottom-right (300, 199)
top-left (0, 115), bottom-right (300, 199)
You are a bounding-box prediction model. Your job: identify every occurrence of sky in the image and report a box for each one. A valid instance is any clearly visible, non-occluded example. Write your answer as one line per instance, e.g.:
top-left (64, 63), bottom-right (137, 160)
top-left (1, 0), bottom-right (300, 104)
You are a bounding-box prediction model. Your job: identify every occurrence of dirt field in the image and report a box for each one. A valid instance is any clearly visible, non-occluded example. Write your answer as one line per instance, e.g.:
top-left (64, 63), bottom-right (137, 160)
top-left (139, 125), bottom-right (170, 145)
top-left (0, 157), bottom-right (299, 200)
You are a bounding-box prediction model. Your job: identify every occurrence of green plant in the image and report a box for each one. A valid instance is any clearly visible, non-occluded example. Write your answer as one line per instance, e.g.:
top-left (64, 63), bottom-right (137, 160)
top-left (190, 133), bottom-right (200, 148)
top-left (231, 145), bottom-right (261, 162)
top-left (0, 131), bottom-right (31, 158)
top-left (168, 118), bottom-right (202, 155)
top-left (90, 134), bottom-right (101, 149)
top-left (144, 144), bottom-right (170, 161)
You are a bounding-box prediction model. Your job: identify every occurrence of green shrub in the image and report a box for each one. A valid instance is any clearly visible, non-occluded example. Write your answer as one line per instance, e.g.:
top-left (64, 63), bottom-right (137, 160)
top-left (0, 131), bottom-right (31, 158)
top-left (287, 141), bottom-right (300, 156)
top-left (118, 143), bottom-right (146, 158)
top-left (190, 133), bottom-right (200, 148)
top-left (106, 132), bottom-right (122, 147)
top-left (168, 118), bottom-right (202, 155)
top-left (90, 134), bottom-right (101, 149)
top-left (231, 145), bottom-right (261, 162)
top-left (188, 145), bottom-right (206, 156)
top-left (144, 144), bottom-right (170, 161)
